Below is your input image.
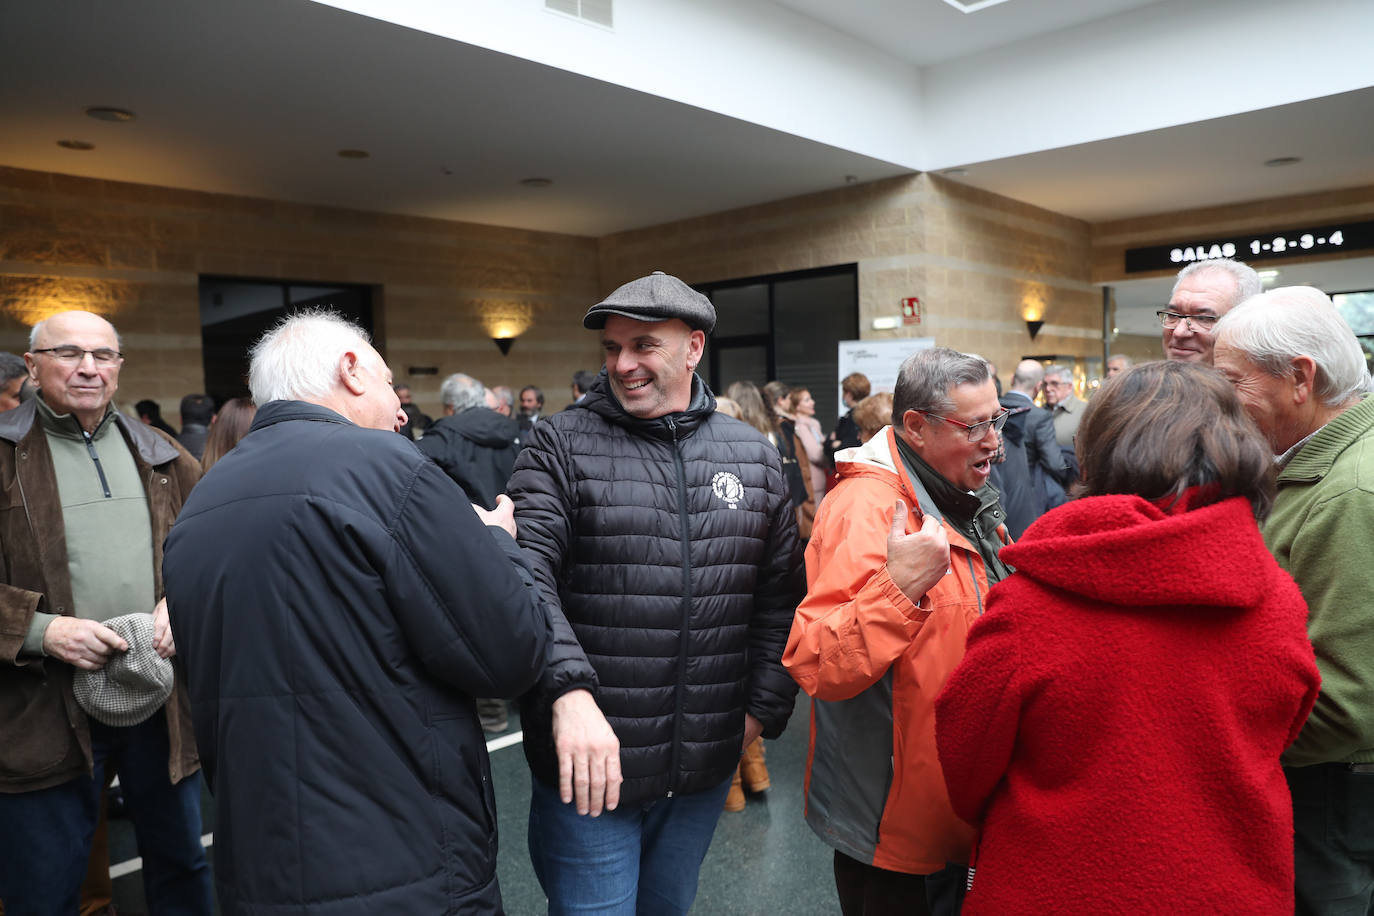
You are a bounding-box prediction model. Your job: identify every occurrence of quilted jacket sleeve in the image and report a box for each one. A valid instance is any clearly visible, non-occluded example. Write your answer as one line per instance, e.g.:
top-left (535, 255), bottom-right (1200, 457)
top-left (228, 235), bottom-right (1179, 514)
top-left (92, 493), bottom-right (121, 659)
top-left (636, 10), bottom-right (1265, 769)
top-left (783, 478), bottom-right (931, 701)
top-left (746, 469), bottom-right (805, 739)
top-left (507, 421), bottom-right (599, 701)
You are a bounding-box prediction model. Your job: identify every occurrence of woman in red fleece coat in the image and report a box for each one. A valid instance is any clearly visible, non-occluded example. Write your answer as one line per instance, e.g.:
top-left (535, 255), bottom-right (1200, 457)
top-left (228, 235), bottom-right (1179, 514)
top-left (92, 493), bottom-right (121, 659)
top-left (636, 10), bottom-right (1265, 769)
top-left (936, 361), bottom-right (1321, 915)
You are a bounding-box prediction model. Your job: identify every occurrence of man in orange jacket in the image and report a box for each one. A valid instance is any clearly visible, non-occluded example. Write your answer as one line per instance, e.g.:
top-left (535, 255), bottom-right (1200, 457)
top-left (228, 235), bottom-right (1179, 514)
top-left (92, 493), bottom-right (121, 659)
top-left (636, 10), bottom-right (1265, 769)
top-left (784, 346), bottom-right (1012, 916)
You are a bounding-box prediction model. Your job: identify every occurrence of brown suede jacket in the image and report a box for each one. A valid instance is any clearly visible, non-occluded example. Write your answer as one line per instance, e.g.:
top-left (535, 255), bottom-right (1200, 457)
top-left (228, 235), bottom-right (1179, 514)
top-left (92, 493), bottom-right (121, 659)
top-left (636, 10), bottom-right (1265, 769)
top-left (0, 399), bottom-right (202, 792)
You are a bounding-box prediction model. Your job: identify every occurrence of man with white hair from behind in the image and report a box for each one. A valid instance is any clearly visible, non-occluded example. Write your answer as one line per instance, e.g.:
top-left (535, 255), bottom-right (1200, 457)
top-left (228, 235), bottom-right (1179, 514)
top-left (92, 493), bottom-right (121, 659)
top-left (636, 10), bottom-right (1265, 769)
top-left (163, 310), bottom-right (550, 914)
top-left (1213, 287), bottom-right (1374, 916)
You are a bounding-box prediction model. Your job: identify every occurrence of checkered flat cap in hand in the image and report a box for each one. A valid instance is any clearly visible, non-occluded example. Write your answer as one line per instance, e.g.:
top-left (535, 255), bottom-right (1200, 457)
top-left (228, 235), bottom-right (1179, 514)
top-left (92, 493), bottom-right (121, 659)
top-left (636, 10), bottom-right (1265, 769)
top-left (73, 612), bottom-right (174, 727)
top-left (582, 270), bottom-right (717, 333)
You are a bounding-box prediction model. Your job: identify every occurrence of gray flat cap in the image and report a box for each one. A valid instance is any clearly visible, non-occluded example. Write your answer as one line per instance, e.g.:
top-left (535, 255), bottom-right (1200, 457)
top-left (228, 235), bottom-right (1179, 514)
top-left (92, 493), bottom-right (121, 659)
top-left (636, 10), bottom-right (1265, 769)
top-left (583, 271), bottom-right (716, 334)
top-left (74, 612), bottom-right (174, 727)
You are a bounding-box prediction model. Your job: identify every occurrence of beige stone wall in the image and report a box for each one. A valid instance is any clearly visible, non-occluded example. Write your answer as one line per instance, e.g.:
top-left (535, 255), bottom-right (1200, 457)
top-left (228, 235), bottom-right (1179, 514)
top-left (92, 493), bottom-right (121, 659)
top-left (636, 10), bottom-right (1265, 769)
top-left (600, 173), bottom-right (1102, 393)
top-left (1, 164), bottom-right (1115, 422)
top-left (0, 167), bottom-right (602, 421)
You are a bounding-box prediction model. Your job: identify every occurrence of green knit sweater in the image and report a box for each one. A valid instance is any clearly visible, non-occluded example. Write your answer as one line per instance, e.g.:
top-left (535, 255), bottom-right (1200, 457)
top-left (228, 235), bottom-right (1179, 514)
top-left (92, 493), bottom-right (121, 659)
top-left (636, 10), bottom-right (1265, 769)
top-left (1266, 394), bottom-right (1374, 766)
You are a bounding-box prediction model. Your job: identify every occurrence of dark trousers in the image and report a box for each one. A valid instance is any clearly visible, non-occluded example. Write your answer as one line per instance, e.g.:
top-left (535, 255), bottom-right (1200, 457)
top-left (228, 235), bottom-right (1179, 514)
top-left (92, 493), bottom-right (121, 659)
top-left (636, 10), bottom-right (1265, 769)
top-left (0, 709), bottom-right (212, 916)
top-left (833, 851), bottom-right (967, 916)
top-left (1288, 763), bottom-right (1374, 916)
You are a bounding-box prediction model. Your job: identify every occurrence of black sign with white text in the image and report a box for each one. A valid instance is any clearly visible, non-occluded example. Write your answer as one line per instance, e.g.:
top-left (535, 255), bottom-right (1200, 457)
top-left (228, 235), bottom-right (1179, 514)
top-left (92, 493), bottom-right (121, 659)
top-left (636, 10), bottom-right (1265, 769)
top-left (1124, 220), bottom-right (1374, 273)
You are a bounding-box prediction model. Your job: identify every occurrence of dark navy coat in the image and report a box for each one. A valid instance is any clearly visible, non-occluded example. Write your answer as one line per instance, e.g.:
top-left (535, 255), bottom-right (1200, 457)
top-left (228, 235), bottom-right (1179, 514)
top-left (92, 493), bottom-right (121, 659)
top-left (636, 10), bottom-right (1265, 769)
top-left (164, 400), bottom-right (548, 915)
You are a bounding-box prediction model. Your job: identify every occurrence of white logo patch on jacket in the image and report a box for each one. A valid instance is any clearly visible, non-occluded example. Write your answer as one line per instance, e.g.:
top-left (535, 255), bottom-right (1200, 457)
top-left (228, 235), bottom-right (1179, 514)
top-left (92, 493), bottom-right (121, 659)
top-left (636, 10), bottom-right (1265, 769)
top-left (712, 471), bottom-right (744, 509)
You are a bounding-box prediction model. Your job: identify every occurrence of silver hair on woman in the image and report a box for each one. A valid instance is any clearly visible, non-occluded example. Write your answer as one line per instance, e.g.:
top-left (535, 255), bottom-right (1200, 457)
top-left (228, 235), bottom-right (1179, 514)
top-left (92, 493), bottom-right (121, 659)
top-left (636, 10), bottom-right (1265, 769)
top-left (248, 310), bottom-right (374, 405)
top-left (1215, 286), bottom-right (1371, 407)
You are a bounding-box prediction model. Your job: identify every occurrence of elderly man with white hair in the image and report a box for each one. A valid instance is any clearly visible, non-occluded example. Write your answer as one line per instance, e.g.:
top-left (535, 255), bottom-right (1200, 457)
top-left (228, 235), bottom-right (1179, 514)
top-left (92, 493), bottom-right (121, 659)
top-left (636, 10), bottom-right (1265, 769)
top-left (1213, 287), bottom-right (1374, 916)
top-left (163, 311), bottom-right (550, 914)
top-left (1160, 258), bottom-right (1262, 364)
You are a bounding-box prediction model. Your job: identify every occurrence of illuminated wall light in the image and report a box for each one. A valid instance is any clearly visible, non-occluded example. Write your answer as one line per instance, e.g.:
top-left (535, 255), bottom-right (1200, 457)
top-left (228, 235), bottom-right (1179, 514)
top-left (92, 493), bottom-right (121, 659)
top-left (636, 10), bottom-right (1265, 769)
top-left (871, 316), bottom-right (900, 330)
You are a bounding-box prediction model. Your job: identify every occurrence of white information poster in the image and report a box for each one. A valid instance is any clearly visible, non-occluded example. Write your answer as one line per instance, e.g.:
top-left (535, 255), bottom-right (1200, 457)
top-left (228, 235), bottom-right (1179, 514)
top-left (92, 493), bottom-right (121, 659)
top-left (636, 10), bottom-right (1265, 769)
top-left (835, 337), bottom-right (935, 421)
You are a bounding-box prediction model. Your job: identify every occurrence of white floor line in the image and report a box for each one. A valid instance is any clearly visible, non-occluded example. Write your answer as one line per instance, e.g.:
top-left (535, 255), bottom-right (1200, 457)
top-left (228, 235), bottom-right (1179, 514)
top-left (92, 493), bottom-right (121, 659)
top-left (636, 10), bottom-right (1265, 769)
top-left (108, 730), bottom-right (524, 879)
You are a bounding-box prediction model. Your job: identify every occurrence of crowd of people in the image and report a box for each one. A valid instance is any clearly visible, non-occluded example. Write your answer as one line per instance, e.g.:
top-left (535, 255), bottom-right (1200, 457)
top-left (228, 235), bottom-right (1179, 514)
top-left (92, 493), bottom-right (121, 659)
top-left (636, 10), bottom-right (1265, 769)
top-left (0, 258), bottom-right (1370, 916)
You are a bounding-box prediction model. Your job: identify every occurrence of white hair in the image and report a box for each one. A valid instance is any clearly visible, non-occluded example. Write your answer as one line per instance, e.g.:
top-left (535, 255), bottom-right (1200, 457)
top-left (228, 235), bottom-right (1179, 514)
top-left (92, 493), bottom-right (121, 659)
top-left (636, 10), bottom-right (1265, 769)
top-left (439, 373), bottom-right (487, 412)
top-left (1215, 287), bottom-right (1370, 407)
top-left (249, 311), bottom-right (376, 404)
top-left (1172, 259), bottom-right (1262, 309)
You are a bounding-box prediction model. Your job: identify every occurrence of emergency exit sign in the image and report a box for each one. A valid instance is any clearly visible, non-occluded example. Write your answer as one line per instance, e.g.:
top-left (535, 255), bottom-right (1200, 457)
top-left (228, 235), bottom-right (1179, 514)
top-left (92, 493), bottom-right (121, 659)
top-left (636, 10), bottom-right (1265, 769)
top-left (901, 297), bottom-right (921, 325)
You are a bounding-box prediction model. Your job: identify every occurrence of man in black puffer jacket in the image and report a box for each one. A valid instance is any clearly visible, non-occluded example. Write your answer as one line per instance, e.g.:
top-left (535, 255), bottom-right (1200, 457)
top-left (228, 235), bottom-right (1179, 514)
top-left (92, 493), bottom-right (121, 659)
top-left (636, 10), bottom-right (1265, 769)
top-left (164, 313), bottom-right (549, 915)
top-left (508, 271), bottom-right (804, 916)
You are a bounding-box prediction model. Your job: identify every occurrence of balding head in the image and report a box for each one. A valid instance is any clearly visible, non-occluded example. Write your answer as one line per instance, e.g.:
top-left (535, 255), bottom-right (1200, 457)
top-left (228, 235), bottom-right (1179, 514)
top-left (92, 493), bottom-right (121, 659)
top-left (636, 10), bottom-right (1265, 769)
top-left (1009, 359), bottom-right (1044, 395)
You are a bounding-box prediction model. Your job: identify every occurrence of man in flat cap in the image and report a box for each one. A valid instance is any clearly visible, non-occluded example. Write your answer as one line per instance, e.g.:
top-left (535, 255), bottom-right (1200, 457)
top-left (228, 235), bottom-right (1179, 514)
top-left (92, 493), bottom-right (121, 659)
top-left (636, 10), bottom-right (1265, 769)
top-left (508, 270), bottom-right (804, 914)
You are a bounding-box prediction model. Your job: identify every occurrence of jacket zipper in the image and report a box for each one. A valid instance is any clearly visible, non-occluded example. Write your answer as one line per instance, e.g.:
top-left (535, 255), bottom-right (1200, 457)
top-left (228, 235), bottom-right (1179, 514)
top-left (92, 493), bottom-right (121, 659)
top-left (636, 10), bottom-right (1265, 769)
top-left (666, 416), bottom-right (692, 797)
top-left (82, 430), bottom-right (112, 498)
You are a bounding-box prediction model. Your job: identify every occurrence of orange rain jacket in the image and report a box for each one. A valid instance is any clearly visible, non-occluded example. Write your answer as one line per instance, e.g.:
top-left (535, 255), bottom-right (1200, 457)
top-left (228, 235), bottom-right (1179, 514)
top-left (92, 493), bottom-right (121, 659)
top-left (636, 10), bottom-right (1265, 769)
top-left (784, 426), bottom-right (1006, 874)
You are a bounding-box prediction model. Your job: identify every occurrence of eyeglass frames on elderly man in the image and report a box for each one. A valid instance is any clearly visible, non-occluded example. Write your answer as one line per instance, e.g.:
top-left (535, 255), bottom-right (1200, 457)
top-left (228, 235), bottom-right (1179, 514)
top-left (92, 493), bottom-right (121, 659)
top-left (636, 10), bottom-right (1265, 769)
top-left (31, 346), bottom-right (124, 366)
top-left (914, 409), bottom-right (1010, 442)
top-left (1156, 310), bottom-right (1221, 331)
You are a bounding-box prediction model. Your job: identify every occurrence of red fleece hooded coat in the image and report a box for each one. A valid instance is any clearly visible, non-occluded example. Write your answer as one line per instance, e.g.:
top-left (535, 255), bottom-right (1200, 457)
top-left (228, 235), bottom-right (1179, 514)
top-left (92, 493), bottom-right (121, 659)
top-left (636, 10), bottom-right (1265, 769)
top-left (936, 493), bottom-right (1320, 915)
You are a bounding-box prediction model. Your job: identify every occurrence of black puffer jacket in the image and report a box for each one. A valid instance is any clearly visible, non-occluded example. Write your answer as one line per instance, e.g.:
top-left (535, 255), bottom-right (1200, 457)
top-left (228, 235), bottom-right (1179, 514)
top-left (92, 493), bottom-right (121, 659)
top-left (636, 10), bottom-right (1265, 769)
top-left (509, 371), bottom-right (804, 804)
top-left (416, 407), bottom-right (520, 510)
top-left (164, 401), bottom-right (549, 915)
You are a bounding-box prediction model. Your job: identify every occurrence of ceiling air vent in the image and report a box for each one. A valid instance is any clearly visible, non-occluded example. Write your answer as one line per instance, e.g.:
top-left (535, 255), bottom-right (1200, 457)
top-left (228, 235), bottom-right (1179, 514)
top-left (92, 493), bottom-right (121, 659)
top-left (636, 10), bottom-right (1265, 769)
top-left (546, 0), bottom-right (612, 28)
top-left (939, 0), bottom-right (1013, 12)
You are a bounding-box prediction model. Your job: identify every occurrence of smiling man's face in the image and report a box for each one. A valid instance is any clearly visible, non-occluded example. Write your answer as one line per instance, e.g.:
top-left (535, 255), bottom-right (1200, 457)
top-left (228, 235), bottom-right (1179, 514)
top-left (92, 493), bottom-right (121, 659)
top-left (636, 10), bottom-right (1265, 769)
top-left (600, 315), bottom-right (704, 419)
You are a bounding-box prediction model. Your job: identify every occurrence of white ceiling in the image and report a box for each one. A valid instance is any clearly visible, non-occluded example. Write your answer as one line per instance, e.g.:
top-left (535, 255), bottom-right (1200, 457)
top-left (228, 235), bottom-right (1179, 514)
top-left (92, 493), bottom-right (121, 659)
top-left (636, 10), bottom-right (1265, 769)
top-left (0, 0), bottom-right (907, 237)
top-left (0, 0), bottom-right (1370, 246)
top-left (939, 88), bottom-right (1374, 223)
top-left (771, 0), bottom-right (1161, 66)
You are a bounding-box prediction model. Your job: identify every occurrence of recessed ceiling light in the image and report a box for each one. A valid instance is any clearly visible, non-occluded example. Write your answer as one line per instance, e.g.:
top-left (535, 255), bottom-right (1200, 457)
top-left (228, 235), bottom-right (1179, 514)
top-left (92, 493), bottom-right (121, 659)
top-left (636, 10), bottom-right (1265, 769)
top-left (1264, 156), bottom-right (1302, 167)
top-left (519, 177), bottom-right (553, 188)
top-left (943, 167), bottom-right (969, 177)
top-left (57, 139), bottom-right (95, 151)
top-left (337, 149), bottom-right (369, 159)
top-left (84, 106), bottom-right (135, 122)
top-left (844, 174), bottom-right (859, 185)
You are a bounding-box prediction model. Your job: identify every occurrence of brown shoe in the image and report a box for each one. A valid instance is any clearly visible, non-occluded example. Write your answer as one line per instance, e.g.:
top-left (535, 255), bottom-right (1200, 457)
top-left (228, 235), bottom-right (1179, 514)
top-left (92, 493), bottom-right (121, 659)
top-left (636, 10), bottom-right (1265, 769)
top-left (724, 766), bottom-right (746, 812)
top-left (740, 738), bottom-right (770, 792)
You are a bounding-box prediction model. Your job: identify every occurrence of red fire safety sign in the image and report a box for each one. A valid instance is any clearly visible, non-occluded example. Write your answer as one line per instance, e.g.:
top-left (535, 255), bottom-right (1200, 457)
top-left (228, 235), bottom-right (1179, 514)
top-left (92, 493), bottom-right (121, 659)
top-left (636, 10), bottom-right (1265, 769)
top-left (901, 297), bottom-right (921, 325)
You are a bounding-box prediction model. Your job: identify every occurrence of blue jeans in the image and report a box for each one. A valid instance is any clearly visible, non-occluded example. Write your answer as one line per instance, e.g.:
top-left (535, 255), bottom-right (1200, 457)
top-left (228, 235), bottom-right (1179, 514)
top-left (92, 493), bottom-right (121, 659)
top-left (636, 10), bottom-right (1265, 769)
top-left (527, 774), bottom-right (732, 916)
top-left (1288, 763), bottom-right (1374, 916)
top-left (0, 709), bottom-right (212, 916)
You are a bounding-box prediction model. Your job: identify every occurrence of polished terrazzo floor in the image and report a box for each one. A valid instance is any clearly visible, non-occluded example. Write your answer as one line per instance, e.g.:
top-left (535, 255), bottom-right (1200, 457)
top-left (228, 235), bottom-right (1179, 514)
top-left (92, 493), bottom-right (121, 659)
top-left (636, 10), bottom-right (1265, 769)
top-left (110, 693), bottom-right (840, 914)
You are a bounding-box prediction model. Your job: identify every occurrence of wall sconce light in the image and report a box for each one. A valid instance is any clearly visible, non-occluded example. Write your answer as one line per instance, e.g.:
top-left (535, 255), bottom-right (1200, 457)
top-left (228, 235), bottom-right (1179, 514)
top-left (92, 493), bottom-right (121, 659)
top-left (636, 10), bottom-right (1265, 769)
top-left (1021, 303), bottom-right (1044, 341)
top-left (480, 302), bottom-right (533, 357)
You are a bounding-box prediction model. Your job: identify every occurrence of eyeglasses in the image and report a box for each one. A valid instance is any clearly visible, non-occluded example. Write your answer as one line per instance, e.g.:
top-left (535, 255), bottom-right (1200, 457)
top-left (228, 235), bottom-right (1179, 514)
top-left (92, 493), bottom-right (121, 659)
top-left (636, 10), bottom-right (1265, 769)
top-left (916, 409), bottom-right (1009, 442)
top-left (31, 346), bottom-right (124, 366)
top-left (1156, 310), bottom-right (1221, 331)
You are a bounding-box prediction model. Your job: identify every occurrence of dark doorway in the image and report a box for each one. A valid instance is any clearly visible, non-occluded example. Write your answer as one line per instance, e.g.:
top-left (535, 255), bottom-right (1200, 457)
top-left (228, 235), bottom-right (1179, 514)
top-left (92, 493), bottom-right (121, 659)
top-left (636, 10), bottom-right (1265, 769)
top-left (695, 265), bottom-right (858, 425)
top-left (198, 277), bottom-right (374, 403)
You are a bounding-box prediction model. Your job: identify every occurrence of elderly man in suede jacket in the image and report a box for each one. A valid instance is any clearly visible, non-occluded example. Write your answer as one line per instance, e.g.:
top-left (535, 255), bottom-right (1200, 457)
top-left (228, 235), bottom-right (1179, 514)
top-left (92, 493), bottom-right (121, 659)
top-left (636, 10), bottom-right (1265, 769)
top-left (0, 310), bottom-right (210, 914)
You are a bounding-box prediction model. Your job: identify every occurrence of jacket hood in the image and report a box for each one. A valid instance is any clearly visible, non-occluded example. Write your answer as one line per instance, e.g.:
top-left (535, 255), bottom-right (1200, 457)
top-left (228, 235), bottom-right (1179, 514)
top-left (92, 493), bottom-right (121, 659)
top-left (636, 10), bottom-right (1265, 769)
top-left (1001, 492), bottom-right (1268, 609)
top-left (429, 407), bottom-right (519, 447)
top-left (578, 367), bottom-right (717, 441)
